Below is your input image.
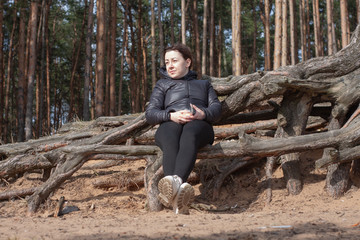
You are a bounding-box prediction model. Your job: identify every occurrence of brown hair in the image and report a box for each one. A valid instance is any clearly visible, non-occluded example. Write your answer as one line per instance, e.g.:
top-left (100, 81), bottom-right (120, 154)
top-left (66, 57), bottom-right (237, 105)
top-left (164, 43), bottom-right (193, 69)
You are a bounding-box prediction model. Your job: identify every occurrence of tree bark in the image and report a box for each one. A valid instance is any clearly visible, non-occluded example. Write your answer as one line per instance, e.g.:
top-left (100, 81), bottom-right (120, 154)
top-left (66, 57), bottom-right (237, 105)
top-left (274, 0), bottom-right (282, 69)
top-left (25, 0), bottom-right (40, 141)
top-left (109, 0), bottom-right (116, 116)
top-left (278, 92), bottom-right (313, 195)
top-left (45, 0), bottom-right (51, 135)
top-left (289, 0), bottom-right (297, 65)
top-left (327, 0), bottom-right (336, 55)
top-left (4, 0), bottom-right (18, 143)
top-left (118, 1), bottom-right (127, 115)
top-left (0, 1), bottom-right (3, 143)
top-left (217, 1), bottom-right (223, 77)
top-left (83, 0), bottom-right (94, 121)
top-left (170, 0), bottom-right (174, 45)
top-left (181, 0), bottom-right (186, 44)
top-left (281, 0), bottom-right (287, 67)
top-left (260, 0), bottom-right (271, 70)
top-left (340, 0), bottom-right (350, 48)
top-left (192, 0), bottom-right (201, 77)
top-left (95, 0), bottom-right (105, 118)
top-left (202, 0), bottom-right (209, 75)
top-left (151, 0), bottom-right (156, 88)
top-left (357, 0), bottom-right (360, 25)
top-left (312, 0), bottom-right (323, 57)
top-left (209, 0), bottom-right (215, 76)
top-left (18, 1), bottom-right (27, 142)
top-left (157, 0), bottom-right (164, 67)
top-left (232, 0), bottom-right (241, 75)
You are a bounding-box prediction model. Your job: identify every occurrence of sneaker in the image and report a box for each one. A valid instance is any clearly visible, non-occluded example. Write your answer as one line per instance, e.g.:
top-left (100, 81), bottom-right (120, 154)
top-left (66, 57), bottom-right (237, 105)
top-left (158, 175), bottom-right (182, 208)
top-left (173, 183), bottom-right (195, 215)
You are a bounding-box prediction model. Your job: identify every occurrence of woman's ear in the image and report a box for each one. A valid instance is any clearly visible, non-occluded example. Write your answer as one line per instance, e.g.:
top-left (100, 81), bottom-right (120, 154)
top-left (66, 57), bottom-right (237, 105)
top-left (186, 58), bottom-right (191, 68)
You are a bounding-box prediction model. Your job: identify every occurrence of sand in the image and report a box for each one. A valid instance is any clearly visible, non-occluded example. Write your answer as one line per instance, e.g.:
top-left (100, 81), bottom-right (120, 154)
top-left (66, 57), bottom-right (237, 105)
top-left (1, 152), bottom-right (359, 240)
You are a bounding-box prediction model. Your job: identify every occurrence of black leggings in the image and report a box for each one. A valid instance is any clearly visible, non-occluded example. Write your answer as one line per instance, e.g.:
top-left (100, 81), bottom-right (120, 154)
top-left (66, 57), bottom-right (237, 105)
top-left (155, 120), bottom-right (214, 182)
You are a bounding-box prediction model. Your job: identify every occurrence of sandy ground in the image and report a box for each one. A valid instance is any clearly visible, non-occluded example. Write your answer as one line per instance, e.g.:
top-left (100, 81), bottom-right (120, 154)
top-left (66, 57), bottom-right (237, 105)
top-left (1, 151), bottom-right (360, 240)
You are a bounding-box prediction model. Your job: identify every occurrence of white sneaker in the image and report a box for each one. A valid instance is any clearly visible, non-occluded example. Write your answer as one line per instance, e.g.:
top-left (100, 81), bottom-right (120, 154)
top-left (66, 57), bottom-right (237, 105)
top-left (173, 182), bottom-right (195, 215)
top-left (158, 175), bottom-right (182, 208)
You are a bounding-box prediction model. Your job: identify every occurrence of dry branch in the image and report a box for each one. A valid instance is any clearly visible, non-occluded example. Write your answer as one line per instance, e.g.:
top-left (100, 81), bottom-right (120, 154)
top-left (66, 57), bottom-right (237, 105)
top-left (0, 25), bottom-right (359, 213)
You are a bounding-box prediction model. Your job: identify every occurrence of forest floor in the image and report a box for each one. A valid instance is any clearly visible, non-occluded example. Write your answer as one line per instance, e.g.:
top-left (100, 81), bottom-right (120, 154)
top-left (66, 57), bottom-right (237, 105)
top-left (1, 149), bottom-right (360, 240)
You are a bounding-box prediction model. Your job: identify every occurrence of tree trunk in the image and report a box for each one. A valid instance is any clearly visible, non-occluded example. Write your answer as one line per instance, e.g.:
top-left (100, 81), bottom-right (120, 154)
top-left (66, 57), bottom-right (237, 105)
top-left (4, 0), bottom-right (18, 143)
top-left (278, 92), bottom-right (313, 195)
top-left (141, 27), bottom-right (148, 112)
top-left (151, 0), bottom-right (156, 88)
top-left (299, 0), bottom-right (306, 61)
top-left (69, 5), bottom-right (86, 121)
top-left (45, 0), bottom-right (51, 135)
top-left (327, 0), bottom-right (336, 55)
top-left (250, 2), bottom-right (257, 72)
top-left (340, 0), bottom-right (350, 48)
top-left (217, 1), bottom-right (223, 77)
top-left (274, 0), bottom-right (282, 69)
top-left (157, 0), bottom-right (164, 67)
top-left (181, 0), bottom-right (186, 44)
top-left (109, 0), bottom-right (116, 116)
top-left (209, 0), bottom-right (215, 76)
top-left (136, 0), bottom-right (143, 112)
top-left (232, 0), bottom-right (241, 75)
top-left (305, 0), bottom-right (311, 59)
top-left (118, 0), bottom-right (128, 115)
top-left (170, 0), bottom-right (174, 45)
top-left (126, 4), bottom-right (138, 113)
top-left (289, 0), bottom-right (298, 65)
top-left (18, 2), bottom-right (27, 142)
top-left (312, 0), bottom-right (323, 57)
top-left (357, 0), bottom-right (360, 24)
top-left (25, 0), bottom-right (40, 141)
top-left (325, 115), bottom-right (350, 198)
top-left (83, 0), bottom-right (94, 121)
top-left (202, 0), bottom-right (209, 75)
top-left (192, 0), bottom-right (201, 77)
top-left (260, 0), bottom-right (271, 70)
top-left (0, 1), bottom-right (3, 143)
top-left (95, 0), bottom-right (105, 118)
top-left (281, 0), bottom-right (287, 67)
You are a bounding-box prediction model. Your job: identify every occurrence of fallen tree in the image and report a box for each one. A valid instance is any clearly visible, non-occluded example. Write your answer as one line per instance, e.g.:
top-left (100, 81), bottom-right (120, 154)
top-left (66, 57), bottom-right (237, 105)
top-left (1, 25), bottom-right (360, 214)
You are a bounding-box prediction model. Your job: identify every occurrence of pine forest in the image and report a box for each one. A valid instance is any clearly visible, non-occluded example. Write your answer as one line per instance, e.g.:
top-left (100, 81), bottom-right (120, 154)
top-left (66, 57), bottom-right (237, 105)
top-left (0, 0), bottom-right (359, 143)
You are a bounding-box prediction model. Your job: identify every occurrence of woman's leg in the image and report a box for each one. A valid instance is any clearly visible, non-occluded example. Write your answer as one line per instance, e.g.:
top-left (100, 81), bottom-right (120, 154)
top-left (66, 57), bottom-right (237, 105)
top-left (173, 120), bottom-right (214, 181)
top-left (155, 121), bottom-right (183, 176)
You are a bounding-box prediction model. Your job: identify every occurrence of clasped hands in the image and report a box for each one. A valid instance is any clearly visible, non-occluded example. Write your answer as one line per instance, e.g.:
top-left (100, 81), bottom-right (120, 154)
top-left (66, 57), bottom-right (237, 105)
top-left (170, 104), bottom-right (205, 124)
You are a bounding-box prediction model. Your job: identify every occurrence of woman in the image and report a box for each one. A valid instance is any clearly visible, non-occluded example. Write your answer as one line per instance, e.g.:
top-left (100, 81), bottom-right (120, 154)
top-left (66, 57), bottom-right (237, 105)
top-left (145, 43), bottom-right (221, 214)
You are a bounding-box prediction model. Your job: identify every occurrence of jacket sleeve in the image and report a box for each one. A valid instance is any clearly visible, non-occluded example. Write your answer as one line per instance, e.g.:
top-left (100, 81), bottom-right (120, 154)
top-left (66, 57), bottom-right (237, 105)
top-left (145, 81), bottom-right (171, 125)
top-left (202, 81), bottom-right (222, 123)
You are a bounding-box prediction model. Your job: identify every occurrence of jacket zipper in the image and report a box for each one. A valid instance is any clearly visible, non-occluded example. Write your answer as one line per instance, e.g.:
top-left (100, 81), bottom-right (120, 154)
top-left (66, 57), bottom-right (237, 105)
top-left (186, 80), bottom-right (191, 109)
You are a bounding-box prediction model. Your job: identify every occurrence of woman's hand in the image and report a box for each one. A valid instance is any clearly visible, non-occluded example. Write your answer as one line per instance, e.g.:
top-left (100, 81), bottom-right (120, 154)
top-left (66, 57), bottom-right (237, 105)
top-left (191, 104), bottom-right (205, 120)
top-left (169, 105), bottom-right (205, 124)
top-left (170, 110), bottom-right (194, 124)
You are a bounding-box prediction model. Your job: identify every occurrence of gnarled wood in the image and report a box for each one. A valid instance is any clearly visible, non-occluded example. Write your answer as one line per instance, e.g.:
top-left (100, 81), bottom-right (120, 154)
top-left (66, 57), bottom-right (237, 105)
top-left (0, 24), bottom-right (360, 213)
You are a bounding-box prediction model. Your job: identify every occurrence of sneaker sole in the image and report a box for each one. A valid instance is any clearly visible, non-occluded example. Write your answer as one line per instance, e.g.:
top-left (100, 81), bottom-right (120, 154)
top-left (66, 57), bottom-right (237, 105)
top-left (174, 184), bottom-right (194, 214)
top-left (158, 177), bottom-right (176, 208)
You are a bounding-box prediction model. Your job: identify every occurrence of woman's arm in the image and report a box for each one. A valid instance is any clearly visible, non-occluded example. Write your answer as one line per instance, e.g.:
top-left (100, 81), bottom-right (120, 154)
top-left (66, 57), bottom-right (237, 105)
top-left (145, 82), bottom-right (170, 125)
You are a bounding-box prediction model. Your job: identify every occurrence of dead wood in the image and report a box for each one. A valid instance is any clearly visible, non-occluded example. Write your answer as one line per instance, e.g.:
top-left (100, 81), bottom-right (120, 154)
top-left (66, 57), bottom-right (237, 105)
top-left (0, 24), bottom-right (359, 213)
top-left (53, 196), bottom-right (65, 217)
top-left (0, 187), bottom-right (38, 201)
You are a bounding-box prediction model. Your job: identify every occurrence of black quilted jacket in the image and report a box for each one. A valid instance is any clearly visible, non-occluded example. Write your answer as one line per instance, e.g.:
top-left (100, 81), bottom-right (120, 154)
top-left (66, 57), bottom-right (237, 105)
top-left (145, 67), bottom-right (222, 125)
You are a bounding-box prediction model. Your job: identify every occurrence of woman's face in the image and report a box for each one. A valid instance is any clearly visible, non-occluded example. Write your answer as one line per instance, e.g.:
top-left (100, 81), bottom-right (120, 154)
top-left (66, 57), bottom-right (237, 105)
top-left (164, 50), bottom-right (191, 79)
